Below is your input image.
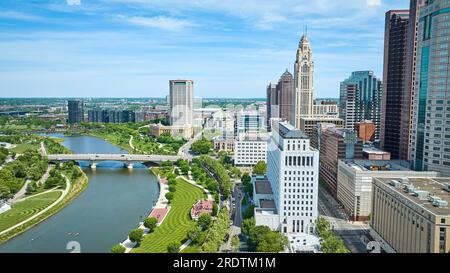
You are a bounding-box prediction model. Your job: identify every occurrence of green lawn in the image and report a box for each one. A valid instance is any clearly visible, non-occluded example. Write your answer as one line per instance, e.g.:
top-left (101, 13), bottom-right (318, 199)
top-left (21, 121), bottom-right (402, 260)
top-left (132, 178), bottom-right (204, 253)
top-left (11, 143), bottom-right (39, 153)
top-left (0, 191), bottom-right (62, 232)
top-left (180, 246), bottom-right (201, 253)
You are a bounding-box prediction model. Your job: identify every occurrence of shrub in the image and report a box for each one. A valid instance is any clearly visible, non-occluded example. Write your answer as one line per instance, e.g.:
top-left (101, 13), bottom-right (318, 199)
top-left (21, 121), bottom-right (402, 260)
top-left (143, 217), bottom-right (158, 233)
top-left (167, 241), bottom-right (181, 253)
top-left (111, 244), bottom-right (126, 253)
top-left (128, 229), bottom-right (144, 244)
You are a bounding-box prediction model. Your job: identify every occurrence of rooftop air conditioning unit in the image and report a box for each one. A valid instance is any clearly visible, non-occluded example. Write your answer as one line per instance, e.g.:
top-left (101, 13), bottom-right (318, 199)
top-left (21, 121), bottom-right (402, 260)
top-left (444, 183), bottom-right (450, 193)
top-left (405, 185), bottom-right (415, 193)
top-left (428, 195), bottom-right (442, 203)
top-left (433, 199), bottom-right (448, 208)
top-left (389, 180), bottom-right (402, 188)
top-left (413, 190), bottom-right (429, 200)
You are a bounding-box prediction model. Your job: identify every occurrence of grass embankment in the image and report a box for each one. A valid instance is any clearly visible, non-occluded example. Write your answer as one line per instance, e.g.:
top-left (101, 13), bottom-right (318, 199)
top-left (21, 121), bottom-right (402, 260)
top-left (132, 178), bottom-right (204, 253)
top-left (0, 191), bottom-right (62, 232)
top-left (0, 167), bottom-right (89, 245)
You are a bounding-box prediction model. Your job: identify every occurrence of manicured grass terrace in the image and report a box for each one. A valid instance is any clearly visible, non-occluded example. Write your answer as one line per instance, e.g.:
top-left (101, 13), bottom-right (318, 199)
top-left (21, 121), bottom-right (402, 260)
top-left (0, 191), bottom-right (62, 232)
top-left (132, 178), bottom-right (204, 253)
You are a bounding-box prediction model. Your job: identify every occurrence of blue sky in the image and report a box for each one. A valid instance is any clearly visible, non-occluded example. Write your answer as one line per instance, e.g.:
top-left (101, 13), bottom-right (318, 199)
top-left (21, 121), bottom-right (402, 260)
top-left (0, 0), bottom-right (409, 98)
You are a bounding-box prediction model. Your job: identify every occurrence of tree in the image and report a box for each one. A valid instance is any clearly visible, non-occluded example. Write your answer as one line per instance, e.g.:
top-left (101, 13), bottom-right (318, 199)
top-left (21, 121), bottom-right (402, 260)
top-left (111, 244), bottom-right (126, 253)
top-left (168, 184), bottom-right (176, 193)
top-left (248, 225), bottom-right (271, 250)
top-left (242, 218), bottom-right (256, 236)
top-left (231, 236), bottom-right (240, 252)
top-left (167, 241), bottom-right (181, 253)
top-left (256, 231), bottom-right (289, 253)
top-left (143, 217), bottom-right (158, 233)
top-left (253, 161), bottom-right (267, 175)
top-left (191, 139), bottom-right (213, 155)
top-left (212, 203), bottom-right (218, 216)
top-left (198, 214), bottom-right (212, 230)
top-left (316, 216), bottom-right (350, 253)
top-left (187, 226), bottom-right (202, 244)
top-left (243, 204), bottom-right (255, 219)
top-left (241, 173), bottom-right (251, 184)
top-left (180, 164), bottom-right (190, 175)
top-left (165, 192), bottom-right (174, 203)
top-left (128, 228), bottom-right (144, 245)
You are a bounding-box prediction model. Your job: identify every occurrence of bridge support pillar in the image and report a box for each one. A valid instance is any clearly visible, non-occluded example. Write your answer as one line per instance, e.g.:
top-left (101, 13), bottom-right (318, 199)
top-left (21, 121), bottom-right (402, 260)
top-left (126, 163), bottom-right (134, 169)
top-left (90, 162), bottom-right (97, 169)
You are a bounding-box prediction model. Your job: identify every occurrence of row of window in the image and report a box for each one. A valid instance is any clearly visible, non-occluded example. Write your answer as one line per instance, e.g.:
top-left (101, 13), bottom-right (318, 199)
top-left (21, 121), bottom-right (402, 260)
top-left (285, 156), bottom-right (314, 167)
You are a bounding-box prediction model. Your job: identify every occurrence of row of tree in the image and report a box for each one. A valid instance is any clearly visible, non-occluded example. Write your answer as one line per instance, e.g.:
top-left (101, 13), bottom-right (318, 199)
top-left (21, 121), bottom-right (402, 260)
top-left (197, 156), bottom-right (233, 199)
top-left (201, 208), bottom-right (231, 253)
top-left (316, 217), bottom-right (350, 253)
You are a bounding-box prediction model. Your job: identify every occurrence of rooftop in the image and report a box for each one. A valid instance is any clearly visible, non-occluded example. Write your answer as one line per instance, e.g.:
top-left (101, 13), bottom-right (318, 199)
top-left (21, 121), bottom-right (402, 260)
top-left (254, 176), bottom-right (273, 195)
top-left (260, 200), bottom-right (277, 210)
top-left (375, 177), bottom-right (450, 216)
top-left (278, 122), bottom-right (308, 139)
top-left (343, 159), bottom-right (412, 172)
top-left (363, 146), bottom-right (390, 155)
top-left (300, 116), bottom-right (344, 122)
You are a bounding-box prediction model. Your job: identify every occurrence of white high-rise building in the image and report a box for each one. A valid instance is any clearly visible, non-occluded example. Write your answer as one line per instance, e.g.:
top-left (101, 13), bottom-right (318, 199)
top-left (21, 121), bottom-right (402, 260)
top-left (254, 121), bottom-right (319, 239)
top-left (169, 80), bottom-right (193, 126)
top-left (291, 35), bottom-right (314, 128)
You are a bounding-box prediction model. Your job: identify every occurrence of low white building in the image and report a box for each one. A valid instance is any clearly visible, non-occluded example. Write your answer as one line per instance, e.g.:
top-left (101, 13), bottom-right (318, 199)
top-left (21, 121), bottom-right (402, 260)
top-left (234, 133), bottom-right (268, 168)
top-left (337, 159), bottom-right (439, 221)
top-left (287, 233), bottom-right (321, 253)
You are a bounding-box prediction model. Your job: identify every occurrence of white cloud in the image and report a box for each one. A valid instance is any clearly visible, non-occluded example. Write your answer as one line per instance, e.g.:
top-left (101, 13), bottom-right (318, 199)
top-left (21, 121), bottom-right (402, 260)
top-left (66, 0), bottom-right (81, 6)
top-left (121, 16), bottom-right (196, 31)
top-left (367, 0), bottom-right (381, 6)
top-left (0, 11), bottom-right (41, 21)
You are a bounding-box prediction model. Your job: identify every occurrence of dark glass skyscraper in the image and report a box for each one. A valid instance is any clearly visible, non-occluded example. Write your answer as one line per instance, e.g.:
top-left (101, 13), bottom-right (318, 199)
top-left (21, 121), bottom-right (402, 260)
top-left (67, 100), bottom-right (84, 124)
top-left (411, 0), bottom-right (450, 175)
top-left (381, 10), bottom-right (409, 159)
top-left (340, 71), bottom-right (383, 141)
top-left (276, 70), bottom-right (294, 123)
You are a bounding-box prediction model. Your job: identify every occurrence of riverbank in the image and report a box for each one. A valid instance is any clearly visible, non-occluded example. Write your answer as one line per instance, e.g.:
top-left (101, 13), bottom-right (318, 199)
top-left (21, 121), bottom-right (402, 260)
top-left (120, 170), bottom-right (171, 252)
top-left (0, 167), bottom-right (89, 245)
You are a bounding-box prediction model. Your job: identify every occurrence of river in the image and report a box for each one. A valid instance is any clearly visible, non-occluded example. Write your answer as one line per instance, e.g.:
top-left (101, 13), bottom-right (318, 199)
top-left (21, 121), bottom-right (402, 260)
top-left (0, 135), bottom-right (159, 253)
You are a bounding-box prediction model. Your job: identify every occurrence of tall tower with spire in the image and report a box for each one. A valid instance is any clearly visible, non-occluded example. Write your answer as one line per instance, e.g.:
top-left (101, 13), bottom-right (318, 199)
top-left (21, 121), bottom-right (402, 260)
top-left (291, 35), bottom-right (314, 128)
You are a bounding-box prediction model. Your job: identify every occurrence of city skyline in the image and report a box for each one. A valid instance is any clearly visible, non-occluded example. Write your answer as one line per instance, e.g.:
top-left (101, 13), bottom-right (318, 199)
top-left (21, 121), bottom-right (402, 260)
top-left (0, 0), bottom-right (409, 98)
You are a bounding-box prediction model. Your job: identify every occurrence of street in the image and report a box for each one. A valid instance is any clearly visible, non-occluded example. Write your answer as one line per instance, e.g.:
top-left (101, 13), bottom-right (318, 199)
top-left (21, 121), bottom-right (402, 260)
top-left (220, 182), bottom-right (244, 252)
top-left (318, 186), bottom-right (371, 253)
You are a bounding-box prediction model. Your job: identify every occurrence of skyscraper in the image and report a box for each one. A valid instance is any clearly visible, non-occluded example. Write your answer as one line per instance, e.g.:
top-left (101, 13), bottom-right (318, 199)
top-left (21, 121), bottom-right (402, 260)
top-left (266, 83), bottom-right (278, 128)
top-left (402, 0), bottom-right (426, 161)
top-left (291, 35), bottom-right (314, 128)
top-left (67, 100), bottom-right (84, 124)
top-left (340, 71), bottom-right (383, 141)
top-left (169, 80), bottom-right (194, 126)
top-left (277, 70), bottom-right (294, 124)
top-left (411, 0), bottom-right (450, 175)
top-left (381, 9), bottom-right (410, 159)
